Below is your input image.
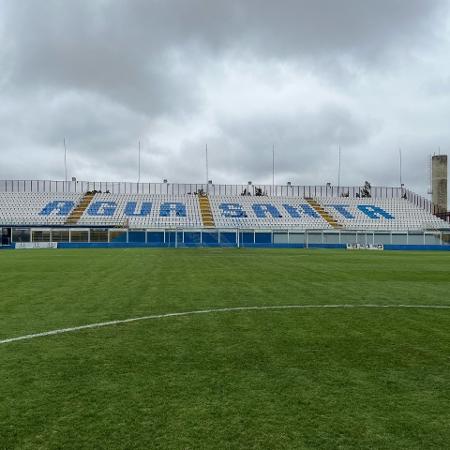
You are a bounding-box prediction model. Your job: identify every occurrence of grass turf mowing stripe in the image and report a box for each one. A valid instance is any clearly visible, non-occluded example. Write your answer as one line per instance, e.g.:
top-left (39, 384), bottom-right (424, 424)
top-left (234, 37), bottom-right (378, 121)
top-left (2, 303), bottom-right (450, 345)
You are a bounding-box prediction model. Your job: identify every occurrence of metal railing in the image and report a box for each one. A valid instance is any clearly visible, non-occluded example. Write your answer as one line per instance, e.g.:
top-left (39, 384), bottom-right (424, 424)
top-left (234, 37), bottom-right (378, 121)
top-left (0, 179), bottom-right (406, 197)
top-left (404, 188), bottom-right (446, 216)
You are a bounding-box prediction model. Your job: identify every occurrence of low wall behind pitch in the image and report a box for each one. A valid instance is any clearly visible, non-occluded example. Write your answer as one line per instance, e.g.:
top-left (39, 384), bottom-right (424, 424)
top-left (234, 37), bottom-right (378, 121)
top-left (4, 242), bottom-right (450, 251)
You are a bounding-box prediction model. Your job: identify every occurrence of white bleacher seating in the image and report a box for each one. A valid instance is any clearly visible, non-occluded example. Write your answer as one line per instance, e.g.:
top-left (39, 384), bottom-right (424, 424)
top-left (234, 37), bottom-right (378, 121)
top-left (0, 192), bottom-right (448, 231)
top-left (0, 193), bottom-right (82, 226)
top-left (317, 197), bottom-right (450, 230)
top-left (76, 193), bottom-right (202, 228)
top-left (209, 196), bottom-right (332, 229)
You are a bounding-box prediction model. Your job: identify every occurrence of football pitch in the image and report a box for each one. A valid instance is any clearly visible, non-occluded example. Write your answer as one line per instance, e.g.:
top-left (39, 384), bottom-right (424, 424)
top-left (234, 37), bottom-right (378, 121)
top-left (1, 248), bottom-right (450, 449)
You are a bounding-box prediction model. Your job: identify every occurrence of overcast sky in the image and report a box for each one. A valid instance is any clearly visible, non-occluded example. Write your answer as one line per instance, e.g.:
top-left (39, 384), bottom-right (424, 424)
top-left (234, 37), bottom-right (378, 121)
top-left (1, 0), bottom-right (449, 195)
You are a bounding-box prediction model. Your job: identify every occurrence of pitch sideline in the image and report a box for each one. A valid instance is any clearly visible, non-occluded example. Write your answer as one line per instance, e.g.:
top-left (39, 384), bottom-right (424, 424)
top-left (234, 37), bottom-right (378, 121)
top-left (1, 303), bottom-right (450, 345)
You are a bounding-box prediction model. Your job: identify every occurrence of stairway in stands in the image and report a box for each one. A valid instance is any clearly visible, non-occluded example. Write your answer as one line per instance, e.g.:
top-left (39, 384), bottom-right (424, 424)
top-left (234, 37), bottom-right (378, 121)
top-left (305, 198), bottom-right (342, 229)
top-left (199, 195), bottom-right (215, 227)
top-left (65, 192), bottom-right (95, 225)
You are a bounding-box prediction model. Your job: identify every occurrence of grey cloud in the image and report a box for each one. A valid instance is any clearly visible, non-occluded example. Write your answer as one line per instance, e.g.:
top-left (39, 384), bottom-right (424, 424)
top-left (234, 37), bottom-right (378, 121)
top-left (4, 0), bottom-right (445, 103)
top-left (0, 0), bottom-right (449, 201)
top-left (0, 90), bottom-right (147, 152)
top-left (164, 104), bottom-right (373, 185)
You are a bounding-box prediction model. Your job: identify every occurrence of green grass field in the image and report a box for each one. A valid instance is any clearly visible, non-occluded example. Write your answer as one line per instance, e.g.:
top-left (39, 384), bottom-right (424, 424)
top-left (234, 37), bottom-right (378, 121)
top-left (1, 248), bottom-right (450, 449)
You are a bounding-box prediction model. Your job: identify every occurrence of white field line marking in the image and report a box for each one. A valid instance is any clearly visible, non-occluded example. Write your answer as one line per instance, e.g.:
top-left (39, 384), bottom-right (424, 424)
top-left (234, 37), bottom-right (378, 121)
top-left (1, 304), bottom-right (450, 346)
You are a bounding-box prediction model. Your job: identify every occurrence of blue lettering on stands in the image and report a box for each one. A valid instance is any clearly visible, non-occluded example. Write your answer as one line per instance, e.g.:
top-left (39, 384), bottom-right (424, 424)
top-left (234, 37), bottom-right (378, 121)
top-left (39, 200), bottom-right (75, 216)
top-left (87, 201), bottom-right (117, 216)
top-left (125, 202), bottom-right (152, 216)
top-left (357, 205), bottom-right (394, 219)
top-left (330, 204), bottom-right (355, 219)
top-left (219, 203), bottom-right (245, 217)
top-left (283, 204), bottom-right (320, 218)
top-left (160, 202), bottom-right (186, 217)
top-left (252, 204), bottom-right (282, 218)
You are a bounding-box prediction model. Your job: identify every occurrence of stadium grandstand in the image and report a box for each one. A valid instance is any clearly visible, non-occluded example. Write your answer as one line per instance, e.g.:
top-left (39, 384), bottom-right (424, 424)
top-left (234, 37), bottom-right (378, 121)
top-left (1, 179), bottom-right (449, 249)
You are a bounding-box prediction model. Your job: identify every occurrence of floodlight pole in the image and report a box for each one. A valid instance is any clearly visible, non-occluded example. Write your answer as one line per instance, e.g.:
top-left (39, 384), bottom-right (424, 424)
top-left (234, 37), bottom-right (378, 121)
top-left (272, 144), bottom-right (275, 191)
top-left (399, 148), bottom-right (402, 187)
top-left (205, 144), bottom-right (209, 193)
top-left (338, 144), bottom-right (341, 190)
top-left (138, 140), bottom-right (141, 185)
top-left (64, 138), bottom-right (68, 183)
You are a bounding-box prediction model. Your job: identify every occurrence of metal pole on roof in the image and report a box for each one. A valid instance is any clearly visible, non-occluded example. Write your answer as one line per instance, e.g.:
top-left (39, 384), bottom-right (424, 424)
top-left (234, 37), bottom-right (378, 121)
top-left (138, 140), bottom-right (141, 186)
top-left (399, 147), bottom-right (402, 187)
top-left (272, 144), bottom-right (275, 189)
top-left (205, 144), bottom-right (209, 193)
top-left (337, 144), bottom-right (341, 190)
top-left (64, 138), bottom-right (68, 182)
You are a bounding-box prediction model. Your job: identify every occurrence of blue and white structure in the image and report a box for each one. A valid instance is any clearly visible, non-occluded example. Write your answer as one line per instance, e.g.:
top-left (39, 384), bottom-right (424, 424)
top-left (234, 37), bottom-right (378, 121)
top-left (0, 180), bottom-right (449, 248)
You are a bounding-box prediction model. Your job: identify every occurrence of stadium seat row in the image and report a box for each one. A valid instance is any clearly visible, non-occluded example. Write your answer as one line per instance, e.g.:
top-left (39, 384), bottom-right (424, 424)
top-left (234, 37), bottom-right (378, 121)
top-left (0, 192), bottom-right (448, 231)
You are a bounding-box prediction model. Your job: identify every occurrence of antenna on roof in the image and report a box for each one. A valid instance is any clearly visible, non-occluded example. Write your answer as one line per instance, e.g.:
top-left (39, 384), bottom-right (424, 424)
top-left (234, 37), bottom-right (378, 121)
top-left (427, 154), bottom-right (433, 195)
top-left (205, 144), bottom-right (209, 193)
top-left (337, 144), bottom-right (341, 189)
top-left (64, 138), bottom-right (68, 182)
top-left (137, 140), bottom-right (141, 187)
top-left (272, 144), bottom-right (275, 189)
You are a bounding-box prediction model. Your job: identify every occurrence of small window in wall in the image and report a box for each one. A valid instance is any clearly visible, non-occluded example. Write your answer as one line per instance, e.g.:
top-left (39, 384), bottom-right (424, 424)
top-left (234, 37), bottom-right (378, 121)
top-left (425, 233), bottom-right (441, 245)
top-left (374, 233), bottom-right (391, 245)
top-left (32, 230), bottom-right (51, 242)
top-left (323, 233), bottom-right (340, 244)
top-left (128, 231), bottom-right (146, 243)
top-left (90, 229), bottom-right (109, 242)
top-left (110, 230), bottom-right (127, 243)
top-left (288, 233), bottom-right (304, 244)
top-left (70, 230), bottom-right (89, 242)
top-left (391, 233), bottom-right (407, 245)
top-left (1, 228), bottom-right (11, 246)
top-left (273, 232), bottom-right (288, 244)
top-left (12, 228), bottom-right (31, 243)
top-left (51, 229), bottom-right (69, 242)
top-left (147, 231), bottom-right (164, 244)
top-left (408, 233), bottom-right (424, 245)
top-left (340, 233), bottom-right (357, 245)
top-left (356, 233), bottom-right (368, 245)
top-left (307, 232), bottom-right (323, 244)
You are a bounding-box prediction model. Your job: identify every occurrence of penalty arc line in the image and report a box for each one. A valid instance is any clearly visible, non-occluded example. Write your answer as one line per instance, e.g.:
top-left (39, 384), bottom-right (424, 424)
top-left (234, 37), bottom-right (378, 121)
top-left (1, 303), bottom-right (450, 346)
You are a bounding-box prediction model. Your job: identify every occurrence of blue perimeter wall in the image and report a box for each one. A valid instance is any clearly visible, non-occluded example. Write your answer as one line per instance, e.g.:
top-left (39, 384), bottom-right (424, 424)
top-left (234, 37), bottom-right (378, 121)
top-left (3, 243), bottom-right (450, 251)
